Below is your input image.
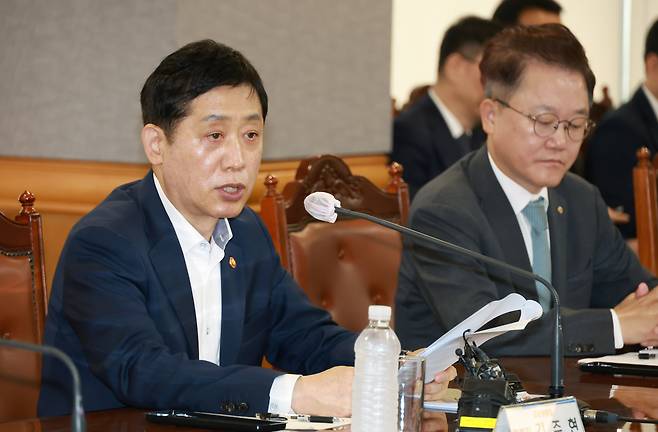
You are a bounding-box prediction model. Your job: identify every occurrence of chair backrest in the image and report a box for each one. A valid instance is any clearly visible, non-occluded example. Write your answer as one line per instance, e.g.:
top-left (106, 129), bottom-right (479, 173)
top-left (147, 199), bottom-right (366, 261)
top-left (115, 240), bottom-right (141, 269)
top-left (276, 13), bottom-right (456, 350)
top-left (0, 191), bottom-right (47, 422)
top-left (260, 155), bottom-right (409, 331)
top-left (633, 147), bottom-right (658, 275)
top-left (589, 85), bottom-right (614, 125)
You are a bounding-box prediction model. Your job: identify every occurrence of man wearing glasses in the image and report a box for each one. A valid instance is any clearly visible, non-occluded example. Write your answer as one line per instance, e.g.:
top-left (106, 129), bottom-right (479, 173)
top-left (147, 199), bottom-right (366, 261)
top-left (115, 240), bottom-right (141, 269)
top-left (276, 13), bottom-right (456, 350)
top-left (395, 24), bottom-right (658, 356)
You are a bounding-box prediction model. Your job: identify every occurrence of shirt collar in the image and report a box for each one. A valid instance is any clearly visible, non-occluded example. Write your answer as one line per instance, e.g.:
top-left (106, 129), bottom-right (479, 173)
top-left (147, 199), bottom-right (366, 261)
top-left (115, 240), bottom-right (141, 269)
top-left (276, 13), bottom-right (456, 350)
top-left (487, 152), bottom-right (549, 215)
top-left (428, 87), bottom-right (465, 139)
top-left (153, 173), bottom-right (233, 254)
top-left (642, 84), bottom-right (658, 124)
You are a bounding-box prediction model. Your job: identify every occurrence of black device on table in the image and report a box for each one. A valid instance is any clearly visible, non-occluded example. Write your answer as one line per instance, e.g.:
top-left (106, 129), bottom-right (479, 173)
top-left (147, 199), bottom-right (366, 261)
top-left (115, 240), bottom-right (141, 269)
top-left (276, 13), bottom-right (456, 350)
top-left (578, 361), bottom-right (658, 377)
top-left (455, 332), bottom-right (521, 432)
top-left (145, 410), bottom-right (287, 431)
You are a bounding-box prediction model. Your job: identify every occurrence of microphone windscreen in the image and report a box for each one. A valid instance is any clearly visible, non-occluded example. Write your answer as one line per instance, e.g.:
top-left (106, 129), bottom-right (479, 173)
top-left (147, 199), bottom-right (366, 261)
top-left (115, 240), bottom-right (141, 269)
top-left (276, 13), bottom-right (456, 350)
top-left (304, 192), bottom-right (341, 223)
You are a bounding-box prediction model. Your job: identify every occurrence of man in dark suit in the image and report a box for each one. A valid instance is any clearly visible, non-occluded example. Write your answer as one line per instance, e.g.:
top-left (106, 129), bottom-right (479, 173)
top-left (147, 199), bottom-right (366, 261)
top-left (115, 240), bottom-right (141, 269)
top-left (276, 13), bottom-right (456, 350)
top-left (585, 20), bottom-right (658, 238)
top-left (38, 40), bottom-right (455, 418)
top-left (392, 17), bottom-right (501, 200)
top-left (395, 24), bottom-right (658, 356)
top-left (492, 0), bottom-right (562, 27)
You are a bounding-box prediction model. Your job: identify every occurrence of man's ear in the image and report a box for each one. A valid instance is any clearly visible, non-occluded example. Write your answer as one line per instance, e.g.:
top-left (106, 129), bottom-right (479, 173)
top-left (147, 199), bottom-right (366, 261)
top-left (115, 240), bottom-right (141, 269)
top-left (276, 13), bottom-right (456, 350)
top-left (141, 124), bottom-right (166, 165)
top-left (440, 53), bottom-right (461, 82)
top-left (480, 98), bottom-right (497, 134)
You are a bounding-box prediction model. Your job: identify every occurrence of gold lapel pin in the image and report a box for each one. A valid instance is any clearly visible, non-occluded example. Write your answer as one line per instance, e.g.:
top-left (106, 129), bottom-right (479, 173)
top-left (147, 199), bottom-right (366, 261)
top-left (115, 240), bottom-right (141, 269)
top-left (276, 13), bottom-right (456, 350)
top-left (229, 256), bottom-right (237, 269)
top-left (557, 206), bottom-right (565, 215)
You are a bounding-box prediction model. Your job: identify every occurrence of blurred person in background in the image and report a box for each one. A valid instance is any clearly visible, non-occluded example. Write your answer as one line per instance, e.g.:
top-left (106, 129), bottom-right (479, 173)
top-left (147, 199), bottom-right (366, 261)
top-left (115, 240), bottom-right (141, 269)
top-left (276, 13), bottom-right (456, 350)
top-left (585, 19), bottom-right (658, 239)
top-left (392, 16), bottom-right (502, 199)
top-left (493, 0), bottom-right (562, 27)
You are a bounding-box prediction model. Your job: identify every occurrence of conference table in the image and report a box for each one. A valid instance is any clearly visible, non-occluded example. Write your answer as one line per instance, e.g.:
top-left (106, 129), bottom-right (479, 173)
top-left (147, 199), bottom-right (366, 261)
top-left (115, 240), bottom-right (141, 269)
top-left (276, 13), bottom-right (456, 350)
top-left (1, 357), bottom-right (656, 432)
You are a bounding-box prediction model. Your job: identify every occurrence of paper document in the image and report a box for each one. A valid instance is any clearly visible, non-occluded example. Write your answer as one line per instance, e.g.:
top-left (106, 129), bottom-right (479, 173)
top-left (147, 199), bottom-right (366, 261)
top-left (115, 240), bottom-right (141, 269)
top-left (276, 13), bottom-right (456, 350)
top-left (419, 293), bottom-right (542, 382)
top-left (578, 350), bottom-right (658, 367)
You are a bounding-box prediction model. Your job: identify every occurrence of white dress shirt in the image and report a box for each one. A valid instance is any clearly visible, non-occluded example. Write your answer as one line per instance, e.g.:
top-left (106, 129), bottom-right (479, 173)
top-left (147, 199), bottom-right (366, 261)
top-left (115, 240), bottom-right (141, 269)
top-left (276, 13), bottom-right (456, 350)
top-left (428, 88), bottom-right (466, 139)
top-left (487, 154), bottom-right (624, 348)
top-left (153, 174), bottom-right (300, 412)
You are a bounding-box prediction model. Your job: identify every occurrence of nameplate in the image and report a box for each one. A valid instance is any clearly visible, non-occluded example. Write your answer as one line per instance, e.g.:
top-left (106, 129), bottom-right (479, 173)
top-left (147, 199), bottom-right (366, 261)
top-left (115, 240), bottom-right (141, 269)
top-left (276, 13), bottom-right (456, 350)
top-left (494, 396), bottom-right (584, 432)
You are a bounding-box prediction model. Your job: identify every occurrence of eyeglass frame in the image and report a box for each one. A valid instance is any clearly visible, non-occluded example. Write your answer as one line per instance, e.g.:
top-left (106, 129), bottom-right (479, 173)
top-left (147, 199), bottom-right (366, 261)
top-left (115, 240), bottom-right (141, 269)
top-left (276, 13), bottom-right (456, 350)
top-left (493, 98), bottom-right (595, 142)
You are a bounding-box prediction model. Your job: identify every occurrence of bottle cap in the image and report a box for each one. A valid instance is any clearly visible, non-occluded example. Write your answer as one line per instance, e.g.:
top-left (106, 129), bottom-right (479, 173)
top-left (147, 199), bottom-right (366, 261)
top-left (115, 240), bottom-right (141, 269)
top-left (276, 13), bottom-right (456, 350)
top-left (368, 305), bottom-right (391, 321)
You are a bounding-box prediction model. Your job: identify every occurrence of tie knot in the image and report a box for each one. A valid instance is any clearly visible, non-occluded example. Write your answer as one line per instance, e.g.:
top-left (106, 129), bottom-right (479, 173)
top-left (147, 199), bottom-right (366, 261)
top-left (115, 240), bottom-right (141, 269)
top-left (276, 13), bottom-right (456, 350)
top-left (522, 197), bottom-right (548, 232)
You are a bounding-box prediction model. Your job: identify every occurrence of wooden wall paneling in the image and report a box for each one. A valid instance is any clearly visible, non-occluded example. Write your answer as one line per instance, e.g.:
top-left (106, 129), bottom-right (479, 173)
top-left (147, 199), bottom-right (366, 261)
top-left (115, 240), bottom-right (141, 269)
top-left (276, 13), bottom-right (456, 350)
top-left (0, 154), bottom-right (391, 296)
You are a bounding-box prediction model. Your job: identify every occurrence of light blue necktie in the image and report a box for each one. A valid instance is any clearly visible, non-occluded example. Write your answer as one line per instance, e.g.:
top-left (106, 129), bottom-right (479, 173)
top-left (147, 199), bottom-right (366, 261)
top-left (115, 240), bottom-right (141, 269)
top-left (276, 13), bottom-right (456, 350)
top-left (521, 197), bottom-right (552, 312)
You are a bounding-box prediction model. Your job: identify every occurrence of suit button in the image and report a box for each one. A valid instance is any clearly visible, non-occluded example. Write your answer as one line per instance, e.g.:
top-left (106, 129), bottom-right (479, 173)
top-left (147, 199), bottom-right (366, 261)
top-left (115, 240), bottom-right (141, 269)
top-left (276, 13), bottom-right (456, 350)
top-left (238, 402), bottom-right (249, 412)
top-left (585, 344), bottom-right (594, 353)
top-left (226, 402), bottom-right (236, 413)
top-left (568, 343), bottom-right (583, 353)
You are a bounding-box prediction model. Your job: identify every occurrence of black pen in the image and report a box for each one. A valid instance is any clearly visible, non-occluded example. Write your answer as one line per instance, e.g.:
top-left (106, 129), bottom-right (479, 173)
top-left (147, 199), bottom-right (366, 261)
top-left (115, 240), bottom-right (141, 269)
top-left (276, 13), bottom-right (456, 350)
top-left (289, 414), bottom-right (338, 423)
top-left (306, 415), bottom-right (336, 423)
top-left (257, 413), bottom-right (337, 423)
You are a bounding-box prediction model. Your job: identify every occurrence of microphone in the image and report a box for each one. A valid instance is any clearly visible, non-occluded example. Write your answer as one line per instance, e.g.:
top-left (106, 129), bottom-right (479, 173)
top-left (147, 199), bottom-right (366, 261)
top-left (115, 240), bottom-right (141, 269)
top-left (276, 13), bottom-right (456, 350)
top-left (303, 191), bottom-right (565, 398)
top-left (0, 338), bottom-right (86, 431)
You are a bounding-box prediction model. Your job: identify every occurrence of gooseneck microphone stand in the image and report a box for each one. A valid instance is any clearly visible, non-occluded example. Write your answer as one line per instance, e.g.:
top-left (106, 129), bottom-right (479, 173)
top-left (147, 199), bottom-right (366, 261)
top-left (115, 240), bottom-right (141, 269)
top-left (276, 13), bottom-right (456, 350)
top-left (0, 338), bottom-right (86, 432)
top-left (334, 206), bottom-right (564, 398)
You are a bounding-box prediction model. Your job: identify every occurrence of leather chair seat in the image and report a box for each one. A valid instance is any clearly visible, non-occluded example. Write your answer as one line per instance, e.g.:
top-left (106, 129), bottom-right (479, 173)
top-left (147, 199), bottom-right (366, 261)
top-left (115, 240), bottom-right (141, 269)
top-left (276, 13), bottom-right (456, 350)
top-left (289, 219), bottom-right (401, 331)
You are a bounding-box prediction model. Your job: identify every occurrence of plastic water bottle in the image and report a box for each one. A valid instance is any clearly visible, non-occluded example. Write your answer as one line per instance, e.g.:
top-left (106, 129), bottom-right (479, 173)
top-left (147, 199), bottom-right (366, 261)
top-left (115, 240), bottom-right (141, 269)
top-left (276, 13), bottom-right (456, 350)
top-left (352, 305), bottom-right (401, 432)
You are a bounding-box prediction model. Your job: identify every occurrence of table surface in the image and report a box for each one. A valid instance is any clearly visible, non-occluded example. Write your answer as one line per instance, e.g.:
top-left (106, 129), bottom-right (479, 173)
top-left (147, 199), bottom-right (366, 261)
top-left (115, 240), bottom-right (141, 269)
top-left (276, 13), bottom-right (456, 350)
top-left (1, 357), bottom-right (656, 431)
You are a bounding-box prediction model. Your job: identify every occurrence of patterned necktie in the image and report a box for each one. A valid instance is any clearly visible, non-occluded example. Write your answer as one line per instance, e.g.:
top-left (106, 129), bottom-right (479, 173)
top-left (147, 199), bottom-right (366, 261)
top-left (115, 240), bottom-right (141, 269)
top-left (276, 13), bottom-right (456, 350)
top-left (521, 197), bottom-right (552, 312)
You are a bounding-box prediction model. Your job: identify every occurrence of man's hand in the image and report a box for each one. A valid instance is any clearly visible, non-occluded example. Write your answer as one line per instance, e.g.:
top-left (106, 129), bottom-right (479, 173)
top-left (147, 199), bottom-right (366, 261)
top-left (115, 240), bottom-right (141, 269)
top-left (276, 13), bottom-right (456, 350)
top-left (607, 206), bottom-right (630, 224)
top-left (290, 359), bottom-right (457, 416)
top-left (612, 385), bottom-right (658, 419)
top-left (424, 366), bottom-right (458, 401)
top-left (291, 366), bottom-right (353, 417)
top-left (422, 411), bottom-right (449, 432)
top-left (614, 282), bottom-right (658, 346)
top-left (407, 348), bottom-right (458, 401)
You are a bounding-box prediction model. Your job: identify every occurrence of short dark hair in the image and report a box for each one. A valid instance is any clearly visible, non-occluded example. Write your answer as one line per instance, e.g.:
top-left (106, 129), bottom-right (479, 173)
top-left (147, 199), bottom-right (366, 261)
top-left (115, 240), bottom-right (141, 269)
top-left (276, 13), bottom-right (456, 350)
top-left (438, 16), bottom-right (503, 73)
top-left (480, 24), bottom-right (595, 104)
top-left (492, 0), bottom-right (562, 27)
top-left (645, 19), bottom-right (658, 59)
top-left (140, 39), bottom-right (268, 138)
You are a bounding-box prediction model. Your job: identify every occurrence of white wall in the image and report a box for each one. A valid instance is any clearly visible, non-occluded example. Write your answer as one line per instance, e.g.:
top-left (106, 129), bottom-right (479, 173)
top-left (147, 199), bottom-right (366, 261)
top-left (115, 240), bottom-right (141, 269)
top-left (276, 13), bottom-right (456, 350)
top-left (391, 0), bottom-right (498, 108)
top-left (391, 0), bottom-right (658, 110)
top-left (629, 0), bottom-right (658, 97)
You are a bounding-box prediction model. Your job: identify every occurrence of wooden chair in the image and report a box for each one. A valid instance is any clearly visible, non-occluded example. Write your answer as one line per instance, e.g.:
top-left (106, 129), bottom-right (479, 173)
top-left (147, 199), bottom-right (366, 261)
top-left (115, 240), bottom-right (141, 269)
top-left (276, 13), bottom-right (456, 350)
top-left (0, 191), bottom-right (47, 421)
top-left (400, 84), bottom-right (431, 114)
top-left (633, 147), bottom-right (658, 275)
top-left (260, 155), bottom-right (409, 332)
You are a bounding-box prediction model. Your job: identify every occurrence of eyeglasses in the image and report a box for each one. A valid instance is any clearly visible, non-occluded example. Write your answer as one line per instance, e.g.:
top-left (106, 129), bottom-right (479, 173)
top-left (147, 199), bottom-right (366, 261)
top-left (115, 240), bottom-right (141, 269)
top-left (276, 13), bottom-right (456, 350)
top-left (494, 98), bottom-right (594, 142)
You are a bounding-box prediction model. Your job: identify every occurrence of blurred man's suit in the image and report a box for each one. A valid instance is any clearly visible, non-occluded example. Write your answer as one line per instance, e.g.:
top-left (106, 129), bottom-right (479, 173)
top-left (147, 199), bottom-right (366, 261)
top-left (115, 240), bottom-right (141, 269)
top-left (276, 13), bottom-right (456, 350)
top-left (392, 92), bottom-right (485, 199)
top-left (585, 86), bottom-right (658, 238)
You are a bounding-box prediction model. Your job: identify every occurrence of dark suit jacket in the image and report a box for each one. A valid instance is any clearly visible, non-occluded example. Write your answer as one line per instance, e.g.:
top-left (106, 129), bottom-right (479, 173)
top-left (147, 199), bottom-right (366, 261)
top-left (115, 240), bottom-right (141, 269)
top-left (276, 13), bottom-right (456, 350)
top-left (392, 92), bottom-right (485, 200)
top-left (38, 173), bottom-right (356, 417)
top-left (395, 147), bottom-right (658, 356)
top-left (585, 86), bottom-right (658, 238)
